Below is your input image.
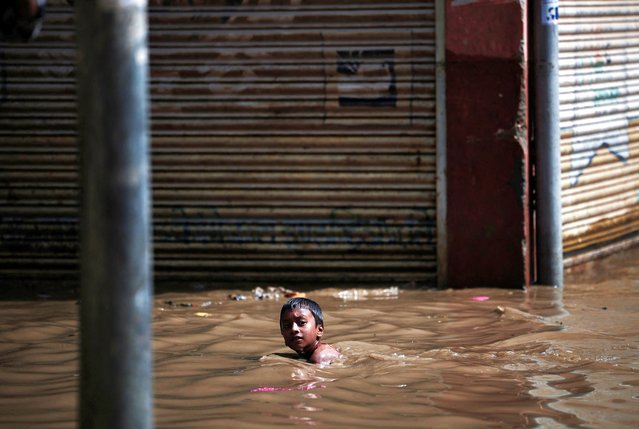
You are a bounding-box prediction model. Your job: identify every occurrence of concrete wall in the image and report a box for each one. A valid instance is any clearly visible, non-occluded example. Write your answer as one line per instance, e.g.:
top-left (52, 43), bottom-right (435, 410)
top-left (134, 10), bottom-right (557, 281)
top-left (444, 0), bottom-right (530, 288)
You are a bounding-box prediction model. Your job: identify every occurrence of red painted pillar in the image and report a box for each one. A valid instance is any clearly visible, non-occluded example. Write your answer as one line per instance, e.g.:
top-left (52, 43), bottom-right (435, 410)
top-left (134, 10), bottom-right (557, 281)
top-left (445, 0), bottom-right (530, 288)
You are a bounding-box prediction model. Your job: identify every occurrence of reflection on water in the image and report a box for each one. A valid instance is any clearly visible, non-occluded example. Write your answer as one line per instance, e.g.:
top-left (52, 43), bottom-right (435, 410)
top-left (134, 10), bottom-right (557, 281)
top-left (1, 247), bottom-right (639, 428)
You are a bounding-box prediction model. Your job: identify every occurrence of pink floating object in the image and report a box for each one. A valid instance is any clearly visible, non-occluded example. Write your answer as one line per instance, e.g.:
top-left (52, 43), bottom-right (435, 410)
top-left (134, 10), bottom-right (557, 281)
top-left (250, 384), bottom-right (325, 393)
top-left (470, 295), bottom-right (490, 302)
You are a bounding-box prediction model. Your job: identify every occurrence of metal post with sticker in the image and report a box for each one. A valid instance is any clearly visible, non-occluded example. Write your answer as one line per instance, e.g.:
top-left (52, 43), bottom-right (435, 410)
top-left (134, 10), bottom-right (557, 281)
top-left (542, 0), bottom-right (559, 26)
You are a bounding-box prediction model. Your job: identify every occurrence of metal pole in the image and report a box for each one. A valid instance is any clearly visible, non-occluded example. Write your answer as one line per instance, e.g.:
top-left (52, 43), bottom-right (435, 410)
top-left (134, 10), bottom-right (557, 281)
top-left (534, 0), bottom-right (563, 287)
top-left (76, 1), bottom-right (152, 428)
top-left (435, 0), bottom-right (447, 288)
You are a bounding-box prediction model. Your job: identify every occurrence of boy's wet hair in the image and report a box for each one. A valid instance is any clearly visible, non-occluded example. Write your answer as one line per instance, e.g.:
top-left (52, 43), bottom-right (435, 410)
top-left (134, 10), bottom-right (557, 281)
top-left (280, 297), bottom-right (324, 328)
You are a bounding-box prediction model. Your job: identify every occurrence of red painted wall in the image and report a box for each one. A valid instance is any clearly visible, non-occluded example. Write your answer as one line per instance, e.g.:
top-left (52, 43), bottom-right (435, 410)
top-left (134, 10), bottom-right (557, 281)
top-left (445, 0), bottom-right (530, 288)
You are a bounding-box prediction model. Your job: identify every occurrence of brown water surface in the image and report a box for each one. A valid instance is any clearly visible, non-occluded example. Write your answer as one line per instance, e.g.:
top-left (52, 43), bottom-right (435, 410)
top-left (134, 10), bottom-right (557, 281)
top-left (1, 247), bottom-right (638, 428)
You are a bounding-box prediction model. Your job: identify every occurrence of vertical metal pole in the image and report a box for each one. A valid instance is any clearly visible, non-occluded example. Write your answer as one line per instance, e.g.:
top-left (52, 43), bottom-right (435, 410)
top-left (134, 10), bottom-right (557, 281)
top-left (435, 0), bottom-right (447, 288)
top-left (534, 1), bottom-right (563, 287)
top-left (76, 1), bottom-right (152, 428)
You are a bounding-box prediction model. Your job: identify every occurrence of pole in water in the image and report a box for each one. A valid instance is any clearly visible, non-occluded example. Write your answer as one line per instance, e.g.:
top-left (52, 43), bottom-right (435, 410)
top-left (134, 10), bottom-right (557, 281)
top-left (76, 1), bottom-right (152, 428)
top-left (534, 0), bottom-right (563, 287)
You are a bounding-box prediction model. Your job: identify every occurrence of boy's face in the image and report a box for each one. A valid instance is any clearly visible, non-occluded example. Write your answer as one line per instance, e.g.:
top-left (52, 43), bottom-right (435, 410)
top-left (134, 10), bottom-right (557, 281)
top-left (280, 307), bottom-right (323, 357)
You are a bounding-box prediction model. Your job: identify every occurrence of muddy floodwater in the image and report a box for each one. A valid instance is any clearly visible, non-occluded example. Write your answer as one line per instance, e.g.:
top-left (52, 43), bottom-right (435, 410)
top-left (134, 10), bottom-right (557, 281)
top-left (1, 248), bottom-right (638, 428)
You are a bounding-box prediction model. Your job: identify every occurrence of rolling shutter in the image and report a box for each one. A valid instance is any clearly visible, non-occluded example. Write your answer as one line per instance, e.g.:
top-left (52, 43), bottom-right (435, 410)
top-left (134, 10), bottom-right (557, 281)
top-left (0, 0), bottom-right (437, 289)
top-left (559, 0), bottom-right (639, 265)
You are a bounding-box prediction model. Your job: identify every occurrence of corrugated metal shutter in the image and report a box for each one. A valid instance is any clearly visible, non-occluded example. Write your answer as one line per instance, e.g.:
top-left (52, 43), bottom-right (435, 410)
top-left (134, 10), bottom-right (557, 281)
top-left (0, 0), bottom-right (437, 289)
top-left (559, 0), bottom-right (639, 265)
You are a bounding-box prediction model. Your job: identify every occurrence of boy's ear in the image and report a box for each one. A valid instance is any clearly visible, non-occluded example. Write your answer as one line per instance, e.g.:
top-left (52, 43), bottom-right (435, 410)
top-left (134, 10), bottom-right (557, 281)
top-left (316, 324), bottom-right (324, 339)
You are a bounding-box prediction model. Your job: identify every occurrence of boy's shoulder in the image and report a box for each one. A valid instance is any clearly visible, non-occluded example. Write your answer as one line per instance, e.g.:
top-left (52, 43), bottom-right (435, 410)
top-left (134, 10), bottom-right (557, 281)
top-left (308, 342), bottom-right (341, 365)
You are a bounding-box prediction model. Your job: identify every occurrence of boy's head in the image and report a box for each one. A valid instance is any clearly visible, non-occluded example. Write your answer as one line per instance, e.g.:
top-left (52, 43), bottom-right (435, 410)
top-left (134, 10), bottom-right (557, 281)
top-left (279, 298), bottom-right (325, 357)
top-left (279, 297), bottom-right (324, 328)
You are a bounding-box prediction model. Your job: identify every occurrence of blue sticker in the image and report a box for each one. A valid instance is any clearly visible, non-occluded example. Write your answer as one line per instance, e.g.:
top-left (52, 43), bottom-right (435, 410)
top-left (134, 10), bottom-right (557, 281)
top-left (542, 0), bottom-right (559, 26)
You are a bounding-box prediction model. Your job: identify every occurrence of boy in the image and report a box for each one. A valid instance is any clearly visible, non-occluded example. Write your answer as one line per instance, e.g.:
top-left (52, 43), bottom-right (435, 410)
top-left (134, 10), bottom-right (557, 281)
top-left (280, 297), bottom-right (341, 365)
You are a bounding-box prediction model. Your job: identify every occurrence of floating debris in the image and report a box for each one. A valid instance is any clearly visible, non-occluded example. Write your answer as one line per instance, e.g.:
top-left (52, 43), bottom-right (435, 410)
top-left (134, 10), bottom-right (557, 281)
top-left (162, 300), bottom-right (221, 308)
top-left (226, 286), bottom-right (305, 301)
top-left (164, 300), bottom-right (194, 307)
top-left (336, 286), bottom-right (399, 301)
top-left (252, 286), bottom-right (305, 300)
